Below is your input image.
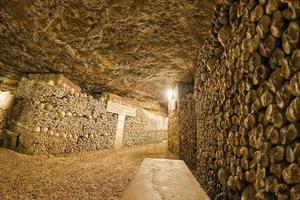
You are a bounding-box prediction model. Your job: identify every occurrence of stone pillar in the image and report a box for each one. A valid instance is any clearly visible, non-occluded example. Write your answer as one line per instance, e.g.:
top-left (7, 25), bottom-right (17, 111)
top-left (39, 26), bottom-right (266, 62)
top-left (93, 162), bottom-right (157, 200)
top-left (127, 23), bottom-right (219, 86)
top-left (114, 114), bottom-right (126, 149)
top-left (107, 101), bottom-right (136, 149)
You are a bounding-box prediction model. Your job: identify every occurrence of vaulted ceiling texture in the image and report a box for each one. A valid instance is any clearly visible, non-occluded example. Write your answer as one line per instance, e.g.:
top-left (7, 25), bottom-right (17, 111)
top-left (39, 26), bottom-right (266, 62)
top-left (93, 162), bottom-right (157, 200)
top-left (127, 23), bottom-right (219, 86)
top-left (0, 0), bottom-right (215, 108)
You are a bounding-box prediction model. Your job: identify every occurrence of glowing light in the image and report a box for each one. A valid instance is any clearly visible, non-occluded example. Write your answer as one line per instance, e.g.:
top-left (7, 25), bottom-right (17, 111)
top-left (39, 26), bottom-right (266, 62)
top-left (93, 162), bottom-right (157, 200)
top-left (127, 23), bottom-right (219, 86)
top-left (0, 90), bottom-right (13, 109)
top-left (166, 89), bottom-right (174, 100)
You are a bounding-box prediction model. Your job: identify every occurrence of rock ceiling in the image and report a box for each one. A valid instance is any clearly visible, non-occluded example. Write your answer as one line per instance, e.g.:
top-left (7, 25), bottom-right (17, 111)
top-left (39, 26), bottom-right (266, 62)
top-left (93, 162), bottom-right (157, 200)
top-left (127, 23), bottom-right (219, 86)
top-left (0, 0), bottom-right (215, 109)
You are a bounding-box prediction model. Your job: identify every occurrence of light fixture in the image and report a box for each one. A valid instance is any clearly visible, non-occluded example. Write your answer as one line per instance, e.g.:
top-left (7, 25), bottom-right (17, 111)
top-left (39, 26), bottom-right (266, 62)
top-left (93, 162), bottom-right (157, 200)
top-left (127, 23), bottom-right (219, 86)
top-left (166, 89), bottom-right (174, 100)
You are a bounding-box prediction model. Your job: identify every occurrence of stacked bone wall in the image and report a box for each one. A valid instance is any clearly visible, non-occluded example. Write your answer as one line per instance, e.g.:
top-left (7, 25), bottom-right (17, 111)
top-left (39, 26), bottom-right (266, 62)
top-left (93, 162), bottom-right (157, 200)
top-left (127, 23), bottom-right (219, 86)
top-left (195, 36), bottom-right (224, 199)
top-left (178, 93), bottom-right (197, 169)
top-left (168, 83), bottom-right (194, 156)
top-left (123, 108), bottom-right (168, 147)
top-left (193, 0), bottom-right (300, 199)
top-left (8, 75), bottom-right (118, 154)
top-left (168, 109), bottom-right (179, 154)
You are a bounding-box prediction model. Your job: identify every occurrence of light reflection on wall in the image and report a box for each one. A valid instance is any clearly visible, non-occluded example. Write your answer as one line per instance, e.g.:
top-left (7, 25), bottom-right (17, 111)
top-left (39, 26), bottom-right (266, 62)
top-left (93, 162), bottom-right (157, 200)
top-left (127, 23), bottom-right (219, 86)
top-left (167, 87), bottom-right (178, 113)
top-left (142, 109), bottom-right (168, 130)
top-left (0, 91), bottom-right (14, 109)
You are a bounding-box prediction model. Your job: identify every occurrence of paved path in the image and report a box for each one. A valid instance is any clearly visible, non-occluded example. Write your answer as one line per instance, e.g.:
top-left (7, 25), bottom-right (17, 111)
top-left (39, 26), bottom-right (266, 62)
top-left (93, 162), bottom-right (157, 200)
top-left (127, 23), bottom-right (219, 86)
top-left (122, 158), bottom-right (210, 200)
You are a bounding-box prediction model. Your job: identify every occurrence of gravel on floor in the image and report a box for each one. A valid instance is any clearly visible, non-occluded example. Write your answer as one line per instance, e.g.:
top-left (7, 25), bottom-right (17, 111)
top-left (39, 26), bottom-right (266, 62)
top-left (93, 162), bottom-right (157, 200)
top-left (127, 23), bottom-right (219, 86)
top-left (0, 141), bottom-right (177, 200)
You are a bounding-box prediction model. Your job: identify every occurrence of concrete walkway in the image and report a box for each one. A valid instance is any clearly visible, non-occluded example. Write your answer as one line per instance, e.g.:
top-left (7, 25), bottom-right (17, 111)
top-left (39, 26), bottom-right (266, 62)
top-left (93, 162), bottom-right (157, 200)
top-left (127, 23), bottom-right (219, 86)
top-left (122, 158), bottom-right (210, 200)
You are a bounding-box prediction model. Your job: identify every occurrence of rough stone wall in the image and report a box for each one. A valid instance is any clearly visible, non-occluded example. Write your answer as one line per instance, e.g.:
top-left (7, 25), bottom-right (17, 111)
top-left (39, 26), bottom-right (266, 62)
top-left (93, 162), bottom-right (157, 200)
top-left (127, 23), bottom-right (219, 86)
top-left (168, 109), bottom-right (179, 155)
top-left (193, 0), bottom-right (300, 199)
top-left (0, 0), bottom-right (215, 106)
top-left (123, 108), bottom-right (167, 147)
top-left (8, 74), bottom-right (118, 154)
top-left (178, 93), bottom-right (197, 169)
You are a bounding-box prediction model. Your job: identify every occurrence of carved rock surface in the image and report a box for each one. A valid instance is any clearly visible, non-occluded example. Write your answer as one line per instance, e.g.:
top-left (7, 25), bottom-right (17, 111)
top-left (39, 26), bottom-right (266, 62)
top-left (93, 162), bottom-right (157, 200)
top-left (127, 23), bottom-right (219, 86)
top-left (0, 0), bottom-right (216, 108)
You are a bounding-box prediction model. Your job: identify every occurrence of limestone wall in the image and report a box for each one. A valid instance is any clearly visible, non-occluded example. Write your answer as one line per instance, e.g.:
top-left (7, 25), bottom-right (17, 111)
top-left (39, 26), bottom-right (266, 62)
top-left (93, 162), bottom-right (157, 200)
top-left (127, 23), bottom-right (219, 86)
top-left (8, 74), bottom-right (118, 154)
top-left (191, 0), bottom-right (300, 199)
top-left (123, 108), bottom-right (168, 147)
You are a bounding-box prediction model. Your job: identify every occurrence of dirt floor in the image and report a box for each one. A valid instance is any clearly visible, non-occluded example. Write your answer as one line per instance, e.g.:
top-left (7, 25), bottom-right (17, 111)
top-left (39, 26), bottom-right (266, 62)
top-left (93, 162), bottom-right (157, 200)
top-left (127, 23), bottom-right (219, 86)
top-left (0, 141), bottom-right (177, 200)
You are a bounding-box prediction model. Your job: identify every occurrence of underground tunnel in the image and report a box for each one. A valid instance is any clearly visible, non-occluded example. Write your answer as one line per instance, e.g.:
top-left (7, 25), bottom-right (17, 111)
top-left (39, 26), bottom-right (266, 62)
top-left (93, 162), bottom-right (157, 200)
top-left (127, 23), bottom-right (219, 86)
top-left (0, 0), bottom-right (300, 199)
